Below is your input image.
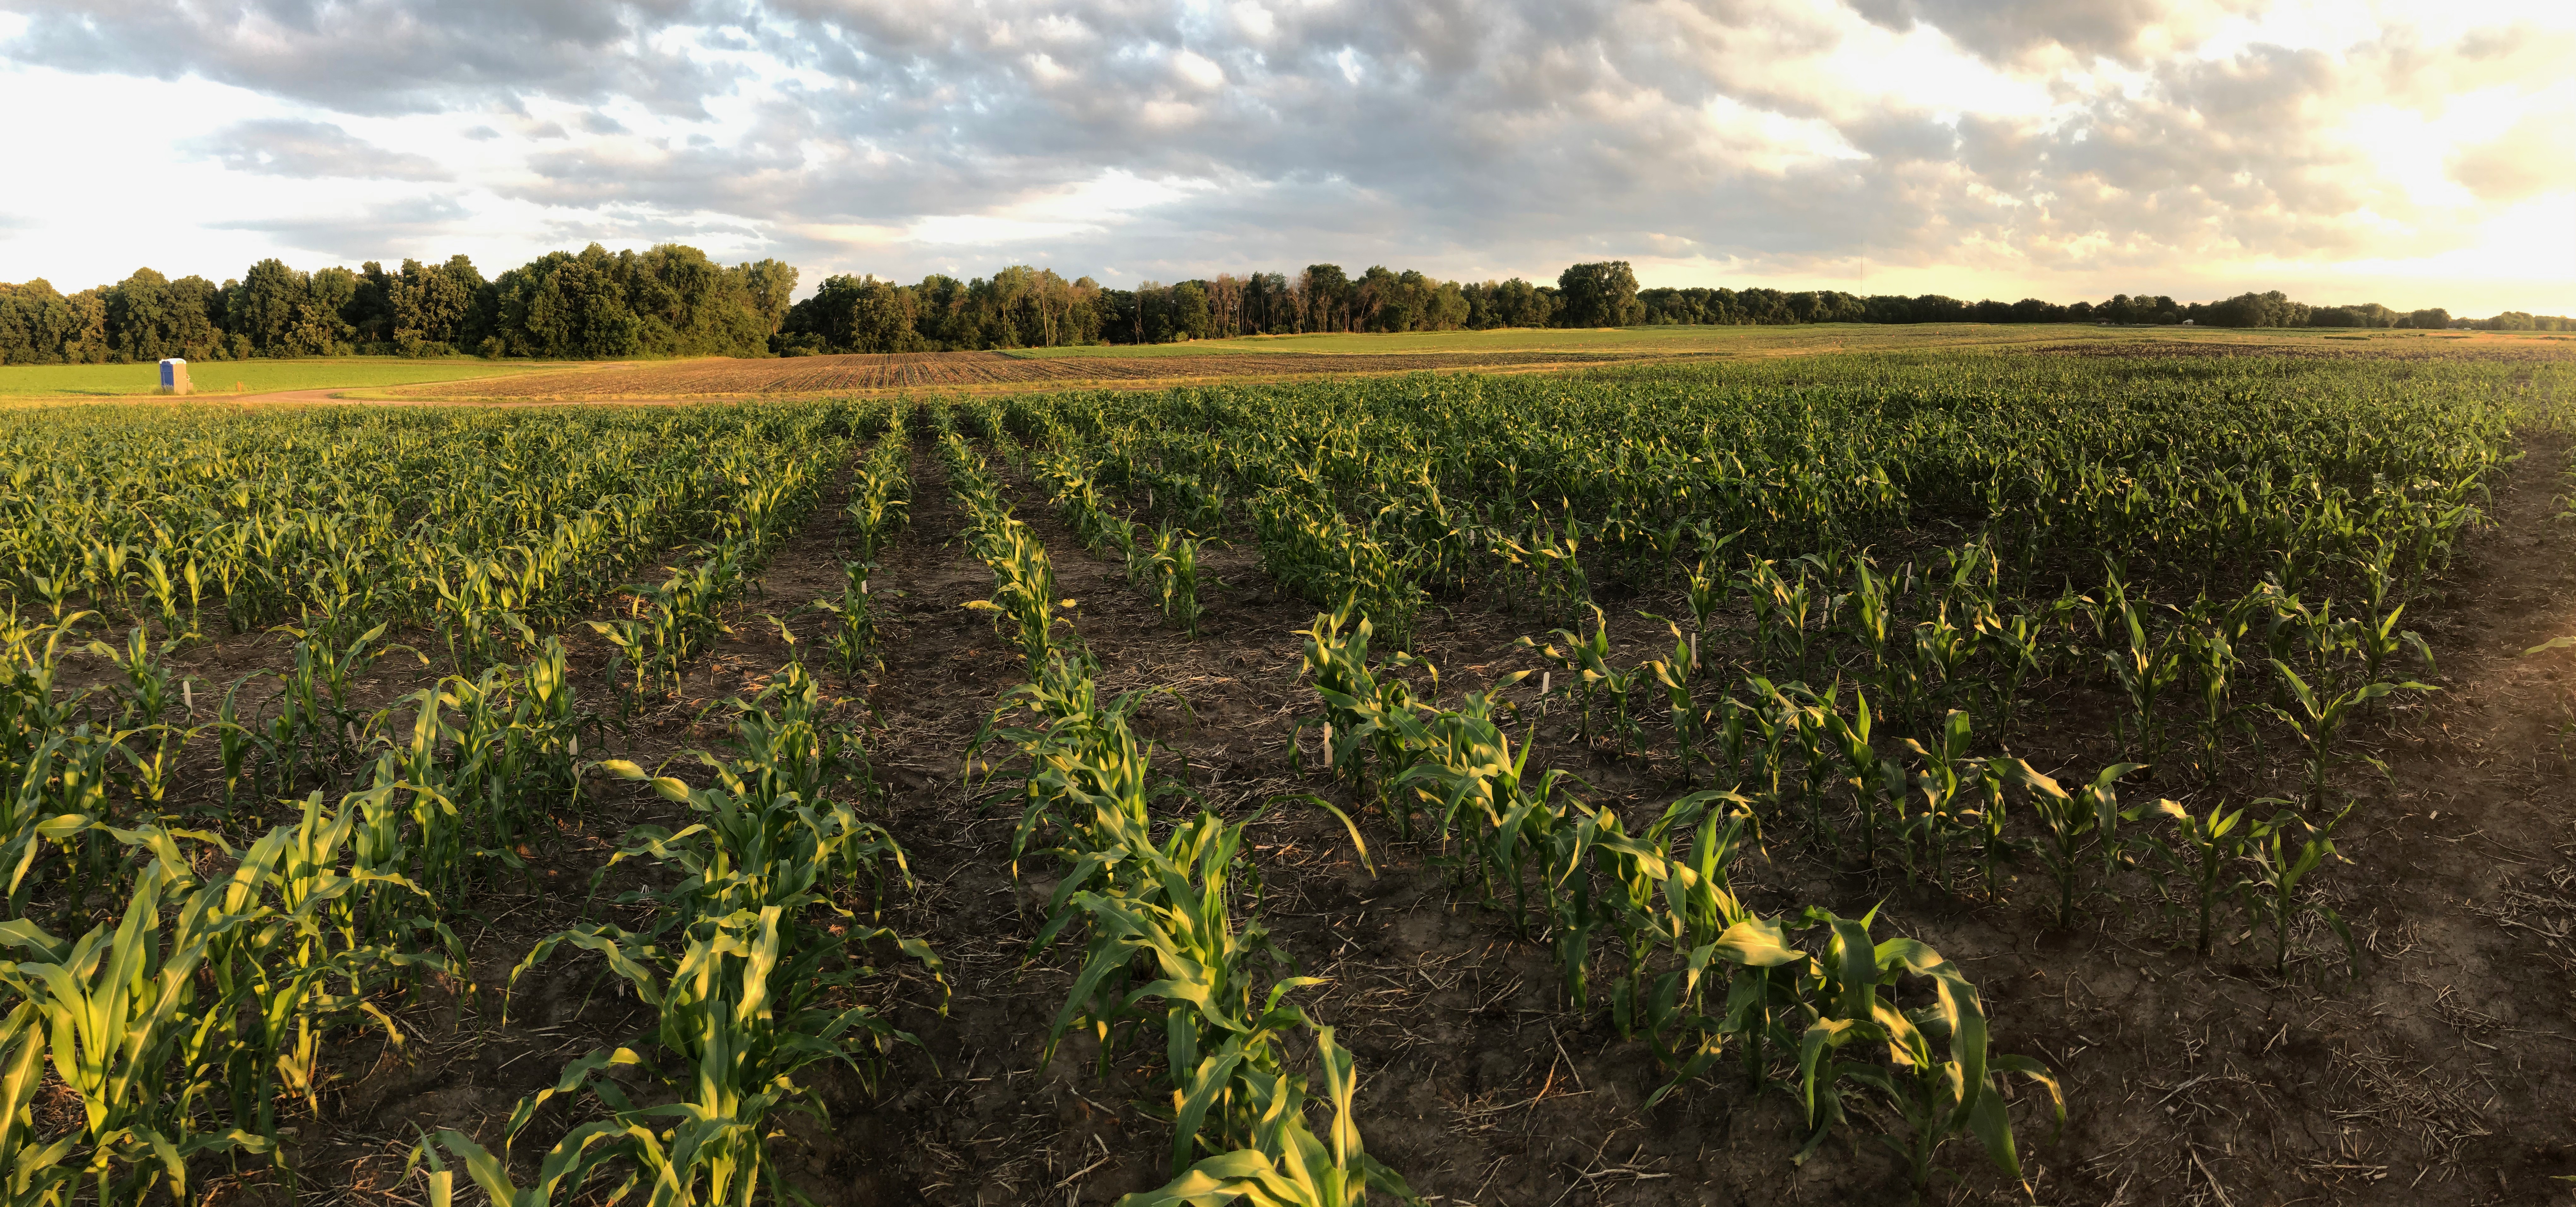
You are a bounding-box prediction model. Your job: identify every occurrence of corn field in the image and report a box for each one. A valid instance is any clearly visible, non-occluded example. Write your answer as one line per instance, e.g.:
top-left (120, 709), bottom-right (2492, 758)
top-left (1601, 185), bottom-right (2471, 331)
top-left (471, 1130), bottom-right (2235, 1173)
top-left (0, 346), bottom-right (2567, 1204)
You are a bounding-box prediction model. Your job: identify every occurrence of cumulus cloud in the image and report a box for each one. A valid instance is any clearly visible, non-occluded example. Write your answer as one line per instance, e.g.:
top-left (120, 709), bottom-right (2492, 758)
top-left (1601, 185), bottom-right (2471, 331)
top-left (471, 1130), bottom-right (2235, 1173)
top-left (187, 117), bottom-right (451, 180)
top-left (2, 0), bottom-right (2572, 305)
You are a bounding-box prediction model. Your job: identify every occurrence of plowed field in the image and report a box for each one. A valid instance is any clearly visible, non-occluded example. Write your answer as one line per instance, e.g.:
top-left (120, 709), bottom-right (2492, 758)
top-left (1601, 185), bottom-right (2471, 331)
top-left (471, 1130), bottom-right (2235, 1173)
top-left (394, 348), bottom-right (1682, 398)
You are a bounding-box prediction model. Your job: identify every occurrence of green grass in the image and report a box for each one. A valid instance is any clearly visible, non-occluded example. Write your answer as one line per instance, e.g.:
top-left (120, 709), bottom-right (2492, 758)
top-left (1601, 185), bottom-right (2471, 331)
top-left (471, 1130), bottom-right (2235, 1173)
top-left (0, 357), bottom-right (574, 398)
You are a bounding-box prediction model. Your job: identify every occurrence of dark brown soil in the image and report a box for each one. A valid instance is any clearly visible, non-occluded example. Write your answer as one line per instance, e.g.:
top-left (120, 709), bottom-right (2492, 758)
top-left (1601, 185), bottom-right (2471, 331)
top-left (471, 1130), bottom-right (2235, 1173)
top-left (70, 424), bottom-right (2576, 1207)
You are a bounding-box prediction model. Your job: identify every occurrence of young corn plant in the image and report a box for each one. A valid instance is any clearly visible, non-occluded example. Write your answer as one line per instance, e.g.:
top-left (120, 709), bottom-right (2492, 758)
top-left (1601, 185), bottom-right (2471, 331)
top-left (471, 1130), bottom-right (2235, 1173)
top-left (1641, 620), bottom-right (1703, 784)
top-left (1794, 910), bottom-right (2065, 1197)
top-left (1149, 524), bottom-right (1207, 635)
top-left (468, 905), bottom-right (906, 1207)
top-left (1521, 604), bottom-right (1641, 751)
top-left (1297, 608), bottom-right (1433, 838)
top-left (2142, 799), bottom-right (2252, 958)
top-left (463, 669), bottom-right (941, 1206)
top-left (2100, 569), bottom-right (2182, 770)
top-left (2001, 759), bottom-right (2141, 929)
top-left (1396, 688), bottom-right (1582, 936)
top-left (1900, 709), bottom-right (1986, 895)
top-left (0, 853), bottom-right (265, 1207)
top-left (2243, 801), bottom-right (2360, 978)
top-left (1114, 1027), bottom-right (1421, 1207)
top-left (2266, 660), bottom-right (2434, 814)
top-left (2176, 606), bottom-right (2246, 785)
top-left (811, 560), bottom-right (882, 680)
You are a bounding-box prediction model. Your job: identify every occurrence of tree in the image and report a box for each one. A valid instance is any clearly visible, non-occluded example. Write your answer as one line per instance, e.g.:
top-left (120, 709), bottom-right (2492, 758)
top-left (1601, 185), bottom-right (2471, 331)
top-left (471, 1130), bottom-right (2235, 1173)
top-left (1171, 280), bottom-right (1214, 340)
top-left (0, 279), bottom-right (104, 364)
top-left (225, 259), bottom-right (310, 355)
top-left (847, 277), bottom-right (916, 352)
top-left (1300, 264), bottom-right (1350, 332)
top-left (740, 259), bottom-right (798, 339)
top-left (492, 245), bottom-right (640, 359)
top-left (2205, 290), bottom-right (2307, 329)
top-left (102, 268), bottom-right (227, 362)
top-left (1555, 261), bottom-right (1643, 327)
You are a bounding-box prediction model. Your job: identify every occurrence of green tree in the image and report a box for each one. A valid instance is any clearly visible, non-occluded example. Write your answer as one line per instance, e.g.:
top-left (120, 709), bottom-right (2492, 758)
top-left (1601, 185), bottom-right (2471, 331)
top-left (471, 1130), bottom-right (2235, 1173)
top-left (225, 259), bottom-right (310, 355)
top-left (1556, 261), bottom-right (1643, 327)
top-left (0, 279), bottom-right (103, 364)
top-left (492, 245), bottom-right (640, 358)
top-left (1171, 280), bottom-right (1214, 340)
top-left (847, 276), bottom-right (916, 352)
top-left (102, 268), bottom-right (227, 362)
top-left (740, 258), bottom-right (798, 340)
top-left (1300, 264), bottom-right (1350, 332)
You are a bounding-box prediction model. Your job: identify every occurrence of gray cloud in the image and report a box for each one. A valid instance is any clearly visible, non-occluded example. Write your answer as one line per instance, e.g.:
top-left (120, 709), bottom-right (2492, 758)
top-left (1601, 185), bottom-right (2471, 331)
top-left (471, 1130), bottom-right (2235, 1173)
top-left (187, 117), bottom-right (452, 180)
top-left (1847, 0), bottom-right (2259, 66)
top-left (0, 0), bottom-right (743, 116)
top-left (209, 194), bottom-right (474, 259)
top-left (5, 0), bottom-right (2569, 296)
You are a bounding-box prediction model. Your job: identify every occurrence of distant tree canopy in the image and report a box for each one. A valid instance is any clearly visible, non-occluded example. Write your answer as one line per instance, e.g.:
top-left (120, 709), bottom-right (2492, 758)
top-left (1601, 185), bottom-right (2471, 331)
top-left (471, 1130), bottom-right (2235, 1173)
top-left (1, 244), bottom-right (2562, 365)
top-left (1556, 261), bottom-right (1644, 327)
top-left (0, 242), bottom-right (797, 364)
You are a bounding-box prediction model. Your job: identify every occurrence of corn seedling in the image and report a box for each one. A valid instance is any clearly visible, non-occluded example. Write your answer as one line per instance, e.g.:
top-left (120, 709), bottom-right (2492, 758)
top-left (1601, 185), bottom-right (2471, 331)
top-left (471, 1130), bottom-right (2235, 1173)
top-left (2242, 801), bottom-right (2360, 978)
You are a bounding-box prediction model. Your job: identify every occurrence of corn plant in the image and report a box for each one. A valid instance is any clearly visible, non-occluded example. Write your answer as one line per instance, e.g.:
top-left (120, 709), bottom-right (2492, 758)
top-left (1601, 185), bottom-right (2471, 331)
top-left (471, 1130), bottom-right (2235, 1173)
top-left (3, 814), bottom-right (455, 1205)
top-left (1115, 1028), bottom-right (1420, 1207)
top-left (1296, 608), bottom-right (1437, 837)
top-left (1396, 689), bottom-right (1582, 936)
top-left (2000, 760), bottom-right (2140, 929)
top-left (2141, 799), bottom-right (2251, 957)
top-left (810, 561), bottom-right (881, 680)
top-left (1149, 524), bottom-right (1207, 635)
top-left (478, 904), bottom-right (906, 1207)
top-left (1794, 910), bottom-right (2064, 1195)
top-left (1629, 800), bottom-right (1808, 1106)
top-left (2099, 568), bottom-right (2182, 769)
top-left (2243, 801), bottom-right (2360, 978)
top-left (1521, 604), bottom-right (1641, 750)
top-left (0, 851), bottom-right (261, 1207)
top-left (460, 666), bottom-right (940, 1205)
top-left (1820, 691), bottom-right (1905, 870)
top-left (1900, 710), bottom-right (1986, 895)
top-left (1641, 620), bottom-right (1703, 784)
top-left (845, 434), bottom-right (913, 564)
top-left (2266, 660), bottom-right (2433, 814)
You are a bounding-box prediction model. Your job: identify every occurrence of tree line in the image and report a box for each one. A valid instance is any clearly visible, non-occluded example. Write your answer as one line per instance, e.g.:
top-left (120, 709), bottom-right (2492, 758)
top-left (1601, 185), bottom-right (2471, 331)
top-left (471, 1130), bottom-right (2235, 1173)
top-left (4, 249), bottom-right (2564, 366)
top-left (0, 243), bottom-right (796, 365)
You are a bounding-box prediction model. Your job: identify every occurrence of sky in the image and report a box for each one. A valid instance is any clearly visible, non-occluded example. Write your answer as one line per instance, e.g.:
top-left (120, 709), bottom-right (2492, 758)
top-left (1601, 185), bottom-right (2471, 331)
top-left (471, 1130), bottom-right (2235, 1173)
top-left (0, 0), bottom-right (2570, 314)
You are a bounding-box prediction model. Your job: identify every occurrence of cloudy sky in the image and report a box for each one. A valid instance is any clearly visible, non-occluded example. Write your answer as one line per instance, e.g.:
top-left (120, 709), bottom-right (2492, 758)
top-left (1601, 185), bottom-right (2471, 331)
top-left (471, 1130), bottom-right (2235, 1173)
top-left (1, 0), bottom-right (2570, 314)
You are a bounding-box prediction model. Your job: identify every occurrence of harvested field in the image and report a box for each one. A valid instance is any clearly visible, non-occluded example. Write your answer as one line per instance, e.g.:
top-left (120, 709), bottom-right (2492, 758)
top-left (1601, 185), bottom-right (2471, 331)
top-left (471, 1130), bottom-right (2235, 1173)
top-left (392, 348), bottom-right (1695, 398)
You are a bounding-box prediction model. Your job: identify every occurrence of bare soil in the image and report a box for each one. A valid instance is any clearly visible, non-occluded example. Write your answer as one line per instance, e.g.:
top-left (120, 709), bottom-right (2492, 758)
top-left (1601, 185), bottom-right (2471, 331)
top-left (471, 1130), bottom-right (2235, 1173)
top-left (76, 425), bottom-right (2576, 1207)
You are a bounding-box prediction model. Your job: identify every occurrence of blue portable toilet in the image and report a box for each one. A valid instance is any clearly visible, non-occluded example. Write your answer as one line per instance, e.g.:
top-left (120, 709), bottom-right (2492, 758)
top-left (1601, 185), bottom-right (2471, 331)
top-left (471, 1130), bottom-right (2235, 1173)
top-left (159, 358), bottom-right (192, 394)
